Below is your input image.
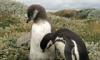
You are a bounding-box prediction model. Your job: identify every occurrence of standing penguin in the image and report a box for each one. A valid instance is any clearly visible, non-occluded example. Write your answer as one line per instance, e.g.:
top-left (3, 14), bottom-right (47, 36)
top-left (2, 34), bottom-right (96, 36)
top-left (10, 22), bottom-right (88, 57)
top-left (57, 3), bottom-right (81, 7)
top-left (27, 5), bottom-right (55, 60)
top-left (40, 28), bottom-right (89, 60)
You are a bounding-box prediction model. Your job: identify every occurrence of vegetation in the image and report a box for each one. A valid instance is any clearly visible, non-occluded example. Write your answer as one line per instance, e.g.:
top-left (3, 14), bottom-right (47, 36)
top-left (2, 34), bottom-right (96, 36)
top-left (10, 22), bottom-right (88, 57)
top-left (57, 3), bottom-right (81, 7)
top-left (0, 0), bottom-right (26, 28)
top-left (53, 8), bottom-right (100, 20)
top-left (0, 0), bottom-right (100, 60)
top-left (88, 9), bottom-right (100, 19)
top-left (54, 9), bottom-right (77, 18)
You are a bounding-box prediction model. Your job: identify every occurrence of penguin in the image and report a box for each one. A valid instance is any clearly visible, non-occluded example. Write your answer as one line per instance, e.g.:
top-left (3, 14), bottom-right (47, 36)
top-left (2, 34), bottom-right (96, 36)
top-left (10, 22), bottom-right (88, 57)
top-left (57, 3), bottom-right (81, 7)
top-left (27, 4), bottom-right (55, 60)
top-left (40, 28), bottom-right (89, 60)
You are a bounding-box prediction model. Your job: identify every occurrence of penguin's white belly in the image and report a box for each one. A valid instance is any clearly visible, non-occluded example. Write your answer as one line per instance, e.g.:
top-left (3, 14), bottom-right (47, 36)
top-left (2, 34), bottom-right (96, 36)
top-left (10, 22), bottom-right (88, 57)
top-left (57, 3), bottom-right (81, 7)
top-left (55, 37), bottom-right (65, 59)
top-left (55, 42), bottom-right (65, 59)
top-left (30, 20), bottom-right (55, 60)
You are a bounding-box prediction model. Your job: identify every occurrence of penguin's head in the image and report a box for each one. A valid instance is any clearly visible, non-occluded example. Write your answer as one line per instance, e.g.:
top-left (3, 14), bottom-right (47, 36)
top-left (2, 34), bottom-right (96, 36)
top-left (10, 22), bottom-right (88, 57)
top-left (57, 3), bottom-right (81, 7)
top-left (40, 33), bottom-right (56, 52)
top-left (27, 4), bottom-right (47, 23)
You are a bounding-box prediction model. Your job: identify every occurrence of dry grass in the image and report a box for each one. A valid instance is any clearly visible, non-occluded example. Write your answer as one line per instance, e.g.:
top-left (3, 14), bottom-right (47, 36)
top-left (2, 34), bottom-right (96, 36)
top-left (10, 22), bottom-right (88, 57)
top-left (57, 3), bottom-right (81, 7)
top-left (0, 14), bottom-right (100, 60)
top-left (0, 1), bottom-right (100, 59)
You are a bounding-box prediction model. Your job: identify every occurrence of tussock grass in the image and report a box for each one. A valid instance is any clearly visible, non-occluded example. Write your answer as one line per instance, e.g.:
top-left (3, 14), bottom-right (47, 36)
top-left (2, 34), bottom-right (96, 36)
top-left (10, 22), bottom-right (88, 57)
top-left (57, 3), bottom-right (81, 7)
top-left (0, 14), bottom-right (100, 60)
top-left (0, 1), bottom-right (100, 60)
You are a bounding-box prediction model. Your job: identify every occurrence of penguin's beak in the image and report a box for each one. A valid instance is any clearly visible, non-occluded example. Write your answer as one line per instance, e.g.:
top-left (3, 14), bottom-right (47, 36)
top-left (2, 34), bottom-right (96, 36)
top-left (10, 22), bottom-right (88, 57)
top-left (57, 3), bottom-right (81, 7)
top-left (42, 49), bottom-right (45, 52)
top-left (47, 44), bottom-right (52, 49)
top-left (26, 19), bottom-right (31, 23)
top-left (26, 20), bottom-right (29, 23)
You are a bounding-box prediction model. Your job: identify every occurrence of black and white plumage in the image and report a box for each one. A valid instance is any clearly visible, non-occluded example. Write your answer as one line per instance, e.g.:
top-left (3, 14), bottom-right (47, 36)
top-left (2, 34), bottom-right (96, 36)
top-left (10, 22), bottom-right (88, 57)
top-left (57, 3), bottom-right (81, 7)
top-left (40, 28), bottom-right (89, 60)
top-left (27, 5), bottom-right (55, 60)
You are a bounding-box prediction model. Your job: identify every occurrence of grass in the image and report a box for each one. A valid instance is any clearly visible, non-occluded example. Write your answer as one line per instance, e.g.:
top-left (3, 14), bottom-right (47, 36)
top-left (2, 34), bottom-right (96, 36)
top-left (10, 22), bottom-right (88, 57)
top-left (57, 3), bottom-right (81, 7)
top-left (0, 1), bottom-right (100, 59)
top-left (0, 14), bottom-right (100, 60)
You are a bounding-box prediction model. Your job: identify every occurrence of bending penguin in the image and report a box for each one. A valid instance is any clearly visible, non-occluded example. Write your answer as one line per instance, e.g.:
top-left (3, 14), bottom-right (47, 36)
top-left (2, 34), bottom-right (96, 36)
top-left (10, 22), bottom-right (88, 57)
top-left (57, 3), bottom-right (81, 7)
top-left (40, 28), bottom-right (89, 60)
top-left (27, 5), bottom-right (55, 60)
